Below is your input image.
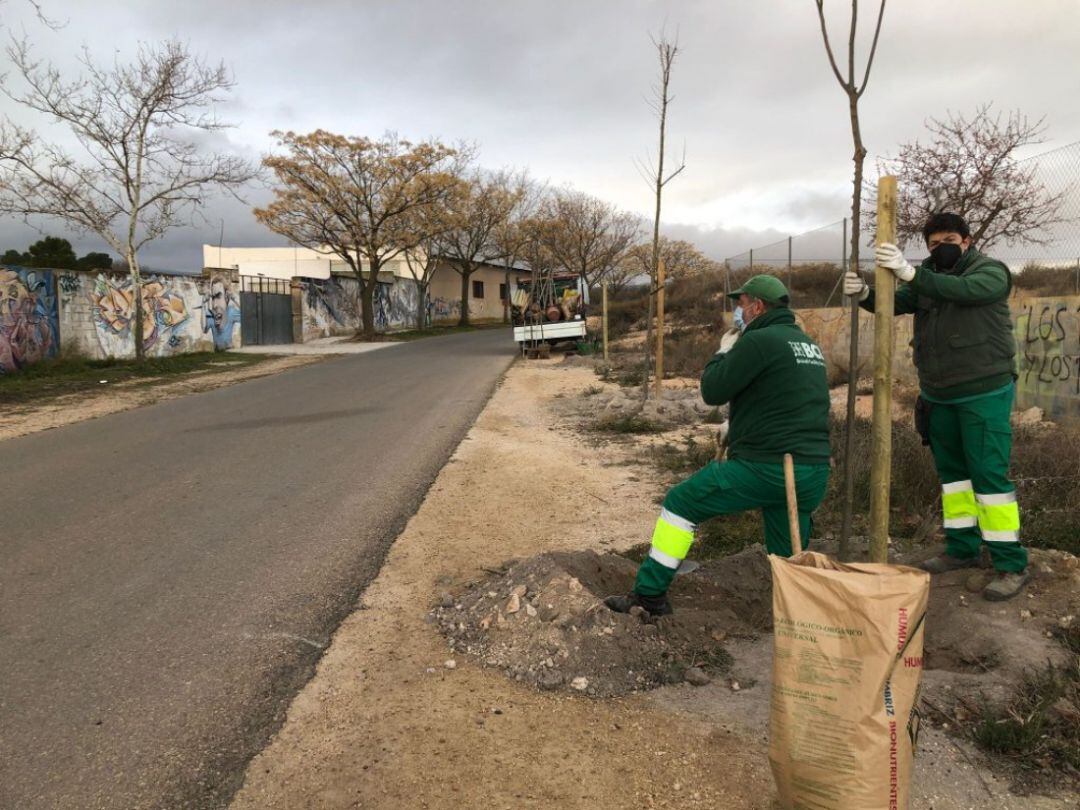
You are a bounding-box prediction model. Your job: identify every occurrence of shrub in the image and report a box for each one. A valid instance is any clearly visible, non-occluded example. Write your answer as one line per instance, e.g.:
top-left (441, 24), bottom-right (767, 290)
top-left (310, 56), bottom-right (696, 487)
top-left (1013, 263), bottom-right (1080, 298)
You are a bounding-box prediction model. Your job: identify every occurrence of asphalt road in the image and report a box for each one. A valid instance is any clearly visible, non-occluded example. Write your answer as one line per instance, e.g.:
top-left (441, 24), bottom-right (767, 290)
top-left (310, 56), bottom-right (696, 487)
top-left (0, 329), bottom-right (516, 809)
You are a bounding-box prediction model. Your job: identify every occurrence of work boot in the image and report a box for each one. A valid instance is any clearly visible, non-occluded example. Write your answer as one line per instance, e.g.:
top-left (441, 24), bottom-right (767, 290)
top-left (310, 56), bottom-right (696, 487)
top-left (982, 569), bottom-right (1031, 602)
top-left (918, 553), bottom-right (980, 575)
top-left (604, 591), bottom-right (673, 617)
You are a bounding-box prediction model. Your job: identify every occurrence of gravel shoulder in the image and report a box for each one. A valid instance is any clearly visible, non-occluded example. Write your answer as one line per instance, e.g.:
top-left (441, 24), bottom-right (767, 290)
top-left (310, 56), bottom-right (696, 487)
top-left (0, 354), bottom-right (322, 441)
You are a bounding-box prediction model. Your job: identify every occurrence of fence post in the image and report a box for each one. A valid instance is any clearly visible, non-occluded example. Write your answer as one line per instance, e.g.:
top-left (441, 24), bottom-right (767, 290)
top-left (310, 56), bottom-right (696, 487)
top-left (655, 258), bottom-right (665, 397)
top-left (787, 235), bottom-right (793, 290)
top-left (602, 281), bottom-right (609, 363)
top-left (869, 176), bottom-right (898, 564)
top-left (749, 248), bottom-right (753, 270)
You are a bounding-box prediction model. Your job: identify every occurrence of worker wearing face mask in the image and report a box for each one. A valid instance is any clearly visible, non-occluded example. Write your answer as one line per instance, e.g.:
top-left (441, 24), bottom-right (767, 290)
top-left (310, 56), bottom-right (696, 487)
top-left (606, 275), bottom-right (831, 617)
top-left (844, 212), bottom-right (1027, 601)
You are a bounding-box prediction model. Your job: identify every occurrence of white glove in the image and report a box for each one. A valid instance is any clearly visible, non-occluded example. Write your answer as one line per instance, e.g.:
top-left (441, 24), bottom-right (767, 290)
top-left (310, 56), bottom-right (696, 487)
top-left (843, 271), bottom-right (869, 301)
top-left (875, 242), bottom-right (915, 282)
top-left (716, 419), bottom-right (730, 444)
top-left (716, 327), bottom-right (740, 355)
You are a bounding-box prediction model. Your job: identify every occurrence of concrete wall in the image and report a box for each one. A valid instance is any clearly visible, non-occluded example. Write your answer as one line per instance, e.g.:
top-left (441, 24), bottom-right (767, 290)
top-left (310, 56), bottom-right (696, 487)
top-left (57, 269), bottom-right (240, 360)
top-left (796, 295), bottom-right (1080, 423)
top-left (0, 266), bottom-right (60, 373)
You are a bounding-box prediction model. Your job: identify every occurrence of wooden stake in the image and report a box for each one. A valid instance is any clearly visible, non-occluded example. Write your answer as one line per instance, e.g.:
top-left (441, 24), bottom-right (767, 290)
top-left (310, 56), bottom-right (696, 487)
top-left (654, 257), bottom-right (665, 397)
top-left (783, 453), bottom-right (802, 556)
top-left (869, 175), bottom-right (898, 564)
top-left (601, 281), bottom-right (609, 363)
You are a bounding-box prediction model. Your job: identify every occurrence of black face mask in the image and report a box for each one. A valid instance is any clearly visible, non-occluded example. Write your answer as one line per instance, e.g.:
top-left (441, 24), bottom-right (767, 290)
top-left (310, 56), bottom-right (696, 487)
top-left (930, 242), bottom-right (964, 273)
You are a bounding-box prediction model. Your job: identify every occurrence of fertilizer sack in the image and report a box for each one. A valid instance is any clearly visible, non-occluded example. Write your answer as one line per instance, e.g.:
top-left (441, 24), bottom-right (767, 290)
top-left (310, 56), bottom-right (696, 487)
top-left (768, 551), bottom-right (929, 810)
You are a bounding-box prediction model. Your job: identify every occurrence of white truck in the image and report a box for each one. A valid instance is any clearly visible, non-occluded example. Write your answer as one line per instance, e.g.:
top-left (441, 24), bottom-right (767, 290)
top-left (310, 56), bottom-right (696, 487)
top-left (512, 272), bottom-right (589, 354)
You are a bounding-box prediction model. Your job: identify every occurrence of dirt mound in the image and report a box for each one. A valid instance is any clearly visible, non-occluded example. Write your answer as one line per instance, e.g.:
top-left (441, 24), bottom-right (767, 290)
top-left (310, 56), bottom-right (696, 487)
top-left (432, 547), bottom-right (773, 697)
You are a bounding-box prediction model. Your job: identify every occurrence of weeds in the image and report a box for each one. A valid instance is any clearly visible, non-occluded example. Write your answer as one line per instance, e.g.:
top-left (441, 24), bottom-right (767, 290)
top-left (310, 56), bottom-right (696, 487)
top-left (972, 659), bottom-right (1080, 780)
top-left (593, 414), bottom-right (662, 435)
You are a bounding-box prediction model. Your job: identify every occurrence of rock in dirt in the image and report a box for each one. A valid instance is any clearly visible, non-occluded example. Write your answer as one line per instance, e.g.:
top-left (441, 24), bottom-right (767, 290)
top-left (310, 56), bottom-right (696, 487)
top-left (570, 676), bottom-right (590, 691)
top-left (684, 667), bottom-right (711, 686)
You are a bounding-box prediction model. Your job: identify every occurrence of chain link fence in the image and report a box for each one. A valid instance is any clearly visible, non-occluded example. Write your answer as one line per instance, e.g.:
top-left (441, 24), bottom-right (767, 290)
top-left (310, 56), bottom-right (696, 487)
top-left (723, 140), bottom-right (1080, 305)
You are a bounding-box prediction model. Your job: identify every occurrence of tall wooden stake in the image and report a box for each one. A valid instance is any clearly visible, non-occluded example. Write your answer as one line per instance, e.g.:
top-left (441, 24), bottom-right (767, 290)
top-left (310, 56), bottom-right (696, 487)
top-left (654, 257), bottom-right (665, 397)
top-left (602, 281), bottom-right (609, 362)
top-left (869, 175), bottom-right (897, 563)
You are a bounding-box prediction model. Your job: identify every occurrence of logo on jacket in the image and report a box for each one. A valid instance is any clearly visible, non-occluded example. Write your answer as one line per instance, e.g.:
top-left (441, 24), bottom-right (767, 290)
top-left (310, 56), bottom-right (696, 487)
top-left (788, 340), bottom-right (826, 367)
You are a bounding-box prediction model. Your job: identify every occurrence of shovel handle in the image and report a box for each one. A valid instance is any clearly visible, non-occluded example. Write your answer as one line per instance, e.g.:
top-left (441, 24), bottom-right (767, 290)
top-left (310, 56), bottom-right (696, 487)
top-left (783, 453), bottom-right (802, 556)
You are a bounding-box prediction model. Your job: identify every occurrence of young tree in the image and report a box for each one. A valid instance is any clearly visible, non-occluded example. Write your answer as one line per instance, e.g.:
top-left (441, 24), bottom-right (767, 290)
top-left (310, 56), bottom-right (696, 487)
top-left (535, 188), bottom-right (640, 290)
top-left (256, 130), bottom-right (459, 340)
top-left (438, 169), bottom-right (524, 327)
top-left (867, 106), bottom-right (1070, 251)
top-left (636, 32), bottom-right (685, 400)
top-left (0, 39), bottom-right (256, 359)
top-left (812, 0), bottom-right (887, 557)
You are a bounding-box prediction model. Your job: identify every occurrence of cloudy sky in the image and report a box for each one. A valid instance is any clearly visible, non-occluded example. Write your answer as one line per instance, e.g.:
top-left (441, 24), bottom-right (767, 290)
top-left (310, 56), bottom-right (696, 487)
top-left (1, 0), bottom-right (1078, 270)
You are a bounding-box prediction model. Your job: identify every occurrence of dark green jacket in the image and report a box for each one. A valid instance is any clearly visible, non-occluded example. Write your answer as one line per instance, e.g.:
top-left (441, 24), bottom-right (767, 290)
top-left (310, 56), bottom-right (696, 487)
top-left (700, 307), bottom-right (831, 465)
top-left (861, 248), bottom-right (1016, 400)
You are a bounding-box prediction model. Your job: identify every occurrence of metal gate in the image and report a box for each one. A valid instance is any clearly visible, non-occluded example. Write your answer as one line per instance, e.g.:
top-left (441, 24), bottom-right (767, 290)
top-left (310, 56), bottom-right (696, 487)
top-left (240, 276), bottom-right (294, 345)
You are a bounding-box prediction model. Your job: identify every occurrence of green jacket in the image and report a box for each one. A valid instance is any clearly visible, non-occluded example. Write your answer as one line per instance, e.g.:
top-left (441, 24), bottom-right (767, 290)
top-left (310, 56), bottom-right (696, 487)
top-left (700, 307), bottom-right (831, 465)
top-left (861, 248), bottom-right (1016, 400)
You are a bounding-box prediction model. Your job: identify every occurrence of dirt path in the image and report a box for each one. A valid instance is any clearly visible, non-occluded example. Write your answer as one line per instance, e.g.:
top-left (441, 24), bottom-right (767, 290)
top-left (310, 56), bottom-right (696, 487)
top-left (0, 355), bottom-right (321, 442)
top-left (231, 360), bottom-right (775, 809)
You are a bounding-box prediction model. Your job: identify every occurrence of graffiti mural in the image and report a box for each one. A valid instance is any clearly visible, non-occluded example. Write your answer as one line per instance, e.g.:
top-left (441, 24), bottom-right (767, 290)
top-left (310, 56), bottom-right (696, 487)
top-left (1013, 296), bottom-right (1080, 421)
top-left (201, 273), bottom-right (241, 351)
top-left (0, 267), bottom-right (59, 373)
top-left (373, 280), bottom-right (418, 331)
top-left (90, 275), bottom-right (195, 357)
top-left (302, 276), bottom-right (361, 340)
top-left (430, 296), bottom-right (463, 322)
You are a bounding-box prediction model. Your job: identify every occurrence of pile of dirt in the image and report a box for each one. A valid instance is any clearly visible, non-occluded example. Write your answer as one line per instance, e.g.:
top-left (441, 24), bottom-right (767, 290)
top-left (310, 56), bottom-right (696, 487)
top-left (431, 547), bottom-right (773, 697)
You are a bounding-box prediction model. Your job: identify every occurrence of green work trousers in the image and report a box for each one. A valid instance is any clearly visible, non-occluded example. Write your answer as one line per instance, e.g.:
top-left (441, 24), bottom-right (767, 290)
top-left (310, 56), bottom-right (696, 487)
top-left (927, 384), bottom-right (1027, 572)
top-left (634, 459), bottom-right (831, 597)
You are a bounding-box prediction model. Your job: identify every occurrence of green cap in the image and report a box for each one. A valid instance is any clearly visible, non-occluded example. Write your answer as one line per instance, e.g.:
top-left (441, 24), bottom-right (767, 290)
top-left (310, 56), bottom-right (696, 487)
top-left (727, 274), bottom-right (790, 305)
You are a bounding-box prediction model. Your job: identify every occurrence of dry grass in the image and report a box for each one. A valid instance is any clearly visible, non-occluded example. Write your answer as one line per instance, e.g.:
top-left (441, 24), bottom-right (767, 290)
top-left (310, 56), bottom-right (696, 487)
top-left (1013, 263), bottom-right (1080, 298)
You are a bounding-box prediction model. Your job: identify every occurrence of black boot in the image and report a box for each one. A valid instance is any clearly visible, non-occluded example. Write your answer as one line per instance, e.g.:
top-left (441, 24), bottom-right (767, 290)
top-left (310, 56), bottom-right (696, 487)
top-left (604, 591), bottom-right (672, 617)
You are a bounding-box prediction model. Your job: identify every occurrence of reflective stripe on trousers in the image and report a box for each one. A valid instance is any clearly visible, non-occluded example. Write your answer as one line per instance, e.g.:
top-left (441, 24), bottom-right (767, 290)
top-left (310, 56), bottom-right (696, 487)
top-left (648, 507), bottom-right (695, 570)
top-left (941, 479), bottom-right (977, 529)
top-left (976, 490), bottom-right (1020, 542)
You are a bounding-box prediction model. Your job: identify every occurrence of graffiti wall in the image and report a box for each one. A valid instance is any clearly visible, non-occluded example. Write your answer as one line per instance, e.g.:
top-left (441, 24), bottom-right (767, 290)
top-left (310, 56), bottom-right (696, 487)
top-left (301, 275), bottom-right (361, 341)
top-left (301, 275), bottom-right (418, 339)
top-left (57, 271), bottom-right (238, 360)
top-left (797, 294), bottom-right (1080, 425)
top-left (1013, 296), bottom-right (1080, 421)
top-left (0, 266), bottom-right (60, 373)
top-left (374, 279), bottom-right (418, 331)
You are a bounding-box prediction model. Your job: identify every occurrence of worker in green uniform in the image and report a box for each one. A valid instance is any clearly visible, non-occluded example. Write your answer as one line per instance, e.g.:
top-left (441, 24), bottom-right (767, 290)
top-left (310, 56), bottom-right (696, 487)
top-left (844, 212), bottom-right (1028, 601)
top-left (605, 275), bottom-right (831, 617)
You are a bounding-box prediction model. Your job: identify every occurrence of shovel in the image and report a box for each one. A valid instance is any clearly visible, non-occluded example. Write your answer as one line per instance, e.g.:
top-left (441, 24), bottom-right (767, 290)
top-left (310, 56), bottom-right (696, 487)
top-left (783, 453), bottom-right (803, 556)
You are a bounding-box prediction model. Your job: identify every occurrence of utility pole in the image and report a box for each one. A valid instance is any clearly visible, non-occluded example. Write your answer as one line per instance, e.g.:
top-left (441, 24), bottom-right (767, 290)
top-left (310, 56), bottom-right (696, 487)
top-left (869, 175), bottom-right (897, 563)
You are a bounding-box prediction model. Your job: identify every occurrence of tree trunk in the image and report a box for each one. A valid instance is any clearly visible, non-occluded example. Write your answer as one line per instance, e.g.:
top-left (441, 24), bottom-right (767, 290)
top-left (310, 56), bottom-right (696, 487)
top-left (129, 250), bottom-right (145, 362)
top-left (503, 269), bottom-right (510, 324)
top-left (357, 266), bottom-right (378, 341)
top-left (415, 279), bottom-right (427, 331)
top-left (458, 265), bottom-right (471, 327)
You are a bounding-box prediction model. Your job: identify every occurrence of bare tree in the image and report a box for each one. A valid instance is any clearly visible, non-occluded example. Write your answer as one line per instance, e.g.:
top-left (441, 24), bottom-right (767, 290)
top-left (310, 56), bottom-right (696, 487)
top-left (491, 171), bottom-right (544, 323)
top-left (867, 105), bottom-right (1070, 251)
top-left (535, 187), bottom-right (640, 289)
top-left (813, 0), bottom-right (887, 557)
top-left (0, 39), bottom-right (256, 359)
top-left (636, 32), bottom-right (686, 400)
top-left (256, 130), bottom-right (459, 340)
top-left (438, 169), bottom-right (524, 327)
top-left (621, 237), bottom-right (717, 286)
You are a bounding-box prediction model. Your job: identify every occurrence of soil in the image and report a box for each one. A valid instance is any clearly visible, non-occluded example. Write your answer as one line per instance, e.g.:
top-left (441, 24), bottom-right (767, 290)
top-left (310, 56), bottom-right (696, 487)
top-left (0, 355), bottom-right (321, 442)
top-left (230, 354), bottom-right (1078, 809)
top-left (433, 547), bottom-right (771, 697)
